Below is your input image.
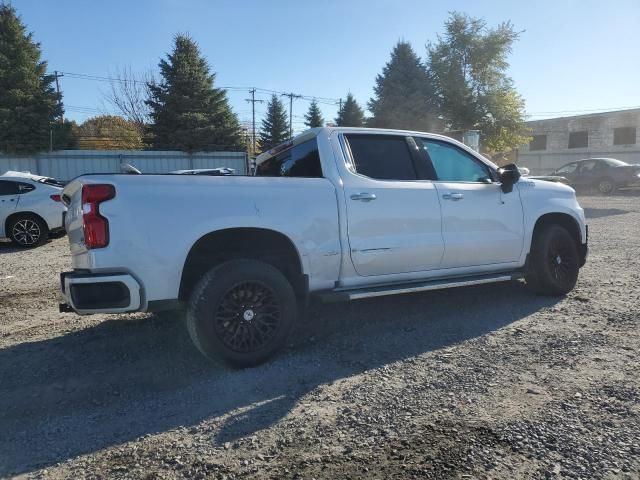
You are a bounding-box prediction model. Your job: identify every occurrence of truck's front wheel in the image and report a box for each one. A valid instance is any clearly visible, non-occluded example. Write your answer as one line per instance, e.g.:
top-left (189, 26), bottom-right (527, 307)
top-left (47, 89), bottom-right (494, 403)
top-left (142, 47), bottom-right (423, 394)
top-left (186, 259), bottom-right (297, 367)
top-left (525, 224), bottom-right (580, 296)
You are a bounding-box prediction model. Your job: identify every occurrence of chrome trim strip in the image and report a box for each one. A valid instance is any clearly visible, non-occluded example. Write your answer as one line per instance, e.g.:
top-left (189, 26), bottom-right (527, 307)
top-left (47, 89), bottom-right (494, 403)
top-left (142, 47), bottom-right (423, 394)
top-left (345, 275), bottom-right (513, 300)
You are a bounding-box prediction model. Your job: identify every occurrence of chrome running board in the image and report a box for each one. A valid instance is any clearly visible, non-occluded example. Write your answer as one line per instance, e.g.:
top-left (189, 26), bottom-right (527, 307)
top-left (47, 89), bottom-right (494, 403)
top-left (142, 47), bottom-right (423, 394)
top-left (317, 272), bottom-right (521, 302)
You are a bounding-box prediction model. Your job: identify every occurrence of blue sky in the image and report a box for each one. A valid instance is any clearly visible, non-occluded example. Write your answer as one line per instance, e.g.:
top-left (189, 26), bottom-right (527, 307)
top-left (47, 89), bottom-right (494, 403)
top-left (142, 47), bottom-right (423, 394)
top-left (12, 0), bottom-right (640, 134)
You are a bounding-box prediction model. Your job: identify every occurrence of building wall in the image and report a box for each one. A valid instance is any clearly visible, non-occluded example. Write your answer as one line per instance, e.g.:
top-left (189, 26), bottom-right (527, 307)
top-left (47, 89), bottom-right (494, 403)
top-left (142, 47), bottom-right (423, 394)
top-left (517, 109), bottom-right (640, 174)
top-left (0, 150), bottom-right (248, 181)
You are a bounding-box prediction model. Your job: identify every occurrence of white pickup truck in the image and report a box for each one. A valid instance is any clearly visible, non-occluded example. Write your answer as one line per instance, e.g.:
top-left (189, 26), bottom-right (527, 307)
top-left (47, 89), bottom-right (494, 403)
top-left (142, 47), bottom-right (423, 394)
top-left (60, 127), bottom-right (588, 366)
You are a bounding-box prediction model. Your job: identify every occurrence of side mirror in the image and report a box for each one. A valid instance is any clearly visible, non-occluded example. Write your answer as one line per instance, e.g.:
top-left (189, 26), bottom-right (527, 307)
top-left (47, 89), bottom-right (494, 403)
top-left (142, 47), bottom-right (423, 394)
top-left (497, 163), bottom-right (521, 194)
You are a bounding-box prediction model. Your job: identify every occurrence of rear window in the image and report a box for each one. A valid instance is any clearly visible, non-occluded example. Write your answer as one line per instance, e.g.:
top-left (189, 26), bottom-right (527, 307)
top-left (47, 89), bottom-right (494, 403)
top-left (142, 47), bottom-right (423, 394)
top-left (255, 139), bottom-right (322, 177)
top-left (345, 134), bottom-right (417, 180)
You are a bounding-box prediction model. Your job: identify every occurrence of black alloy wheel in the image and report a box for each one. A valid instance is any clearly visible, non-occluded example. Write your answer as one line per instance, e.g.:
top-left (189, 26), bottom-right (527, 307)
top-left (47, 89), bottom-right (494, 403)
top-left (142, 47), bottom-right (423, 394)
top-left (525, 224), bottom-right (580, 296)
top-left (186, 259), bottom-right (297, 367)
top-left (547, 235), bottom-right (578, 285)
top-left (213, 281), bottom-right (282, 353)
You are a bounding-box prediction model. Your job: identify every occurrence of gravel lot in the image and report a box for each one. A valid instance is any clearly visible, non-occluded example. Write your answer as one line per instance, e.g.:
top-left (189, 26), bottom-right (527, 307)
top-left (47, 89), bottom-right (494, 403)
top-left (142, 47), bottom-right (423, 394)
top-left (1, 194), bottom-right (639, 480)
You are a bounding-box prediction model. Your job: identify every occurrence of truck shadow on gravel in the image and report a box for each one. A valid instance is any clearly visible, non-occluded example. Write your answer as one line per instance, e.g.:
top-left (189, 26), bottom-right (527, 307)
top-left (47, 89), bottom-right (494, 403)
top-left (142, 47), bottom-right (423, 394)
top-left (0, 282), bottom-right (559, 476)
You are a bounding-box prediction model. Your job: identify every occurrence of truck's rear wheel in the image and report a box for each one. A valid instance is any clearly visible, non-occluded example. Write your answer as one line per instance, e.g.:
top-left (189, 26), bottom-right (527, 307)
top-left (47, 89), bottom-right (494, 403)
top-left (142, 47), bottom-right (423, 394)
top-left (186, 259), bottom-right (297, 367)
top-left (525, 224), bottom-right (579, 296)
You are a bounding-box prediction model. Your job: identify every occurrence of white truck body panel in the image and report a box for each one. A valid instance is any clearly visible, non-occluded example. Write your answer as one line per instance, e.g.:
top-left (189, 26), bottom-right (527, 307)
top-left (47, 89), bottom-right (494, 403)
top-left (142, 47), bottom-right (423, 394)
top-left (60, 127), bottom-right (587, 314)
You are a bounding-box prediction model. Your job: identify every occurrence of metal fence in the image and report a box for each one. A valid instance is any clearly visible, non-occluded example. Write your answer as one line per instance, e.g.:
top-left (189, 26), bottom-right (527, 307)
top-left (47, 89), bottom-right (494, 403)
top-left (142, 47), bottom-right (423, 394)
top-left (0, 150), bottom-right (248, 181)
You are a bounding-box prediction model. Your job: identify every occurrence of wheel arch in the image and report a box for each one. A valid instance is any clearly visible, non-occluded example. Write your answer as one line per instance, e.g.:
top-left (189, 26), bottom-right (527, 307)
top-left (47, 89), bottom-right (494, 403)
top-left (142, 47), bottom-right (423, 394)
top-left (532, 212), bottom-right (582, 248)
top-left (5, 211), bottom-right (49, 236)
top-left (179, 227), bottom-right (307, 302)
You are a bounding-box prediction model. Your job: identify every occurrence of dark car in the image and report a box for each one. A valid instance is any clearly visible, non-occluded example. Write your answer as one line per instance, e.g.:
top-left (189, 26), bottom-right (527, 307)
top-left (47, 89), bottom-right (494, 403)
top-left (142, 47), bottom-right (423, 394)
top-left (553, 158), bottom-right (640, 194)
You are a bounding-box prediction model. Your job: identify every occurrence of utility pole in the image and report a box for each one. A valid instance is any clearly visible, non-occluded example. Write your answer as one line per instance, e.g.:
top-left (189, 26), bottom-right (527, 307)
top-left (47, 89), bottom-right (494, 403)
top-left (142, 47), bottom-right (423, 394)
top-left (245, 88), bottom-right (264, 156)
top-left (281, 92), bottom-right (302, 140)
top-left (53, 71), bottom-right (64, 121)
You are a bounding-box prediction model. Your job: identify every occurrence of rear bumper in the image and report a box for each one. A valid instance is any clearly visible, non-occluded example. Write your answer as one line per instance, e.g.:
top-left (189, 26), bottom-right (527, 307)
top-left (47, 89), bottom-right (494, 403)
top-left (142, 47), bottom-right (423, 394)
top-left (60, 270), bottom-right (142, 314)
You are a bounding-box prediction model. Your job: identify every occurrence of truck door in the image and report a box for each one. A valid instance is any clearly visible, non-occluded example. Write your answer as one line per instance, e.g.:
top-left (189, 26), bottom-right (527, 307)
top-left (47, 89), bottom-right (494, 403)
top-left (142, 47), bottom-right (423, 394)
top-left (341, 133), bottom-right (444, 276)
top-left (0, 180), bottom-right (20, 237)
top-left (415, 138), bottom-right (524, 268)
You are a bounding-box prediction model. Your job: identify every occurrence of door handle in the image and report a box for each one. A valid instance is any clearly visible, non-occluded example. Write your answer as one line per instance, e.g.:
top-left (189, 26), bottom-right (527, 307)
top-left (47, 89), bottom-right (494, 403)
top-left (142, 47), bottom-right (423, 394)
top-left (442, 192), bottom-right (464, 201)
top-left (350, 192), bottom-right (377, 202)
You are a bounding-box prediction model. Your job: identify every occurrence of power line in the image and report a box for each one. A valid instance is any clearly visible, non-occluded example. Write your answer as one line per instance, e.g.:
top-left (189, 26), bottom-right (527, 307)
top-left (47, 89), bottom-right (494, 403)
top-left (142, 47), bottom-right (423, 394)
top-left (58, 71), bottom-right (341, 105)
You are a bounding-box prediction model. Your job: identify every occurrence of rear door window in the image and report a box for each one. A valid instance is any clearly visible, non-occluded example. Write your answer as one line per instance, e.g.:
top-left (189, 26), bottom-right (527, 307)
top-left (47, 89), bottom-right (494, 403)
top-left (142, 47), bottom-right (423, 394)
top-left (0, 180), bottom-right (21, 195)
top-left (256, 139), bottom-right (322, 177)
top-left (344, 134), bottom-right (418, 181)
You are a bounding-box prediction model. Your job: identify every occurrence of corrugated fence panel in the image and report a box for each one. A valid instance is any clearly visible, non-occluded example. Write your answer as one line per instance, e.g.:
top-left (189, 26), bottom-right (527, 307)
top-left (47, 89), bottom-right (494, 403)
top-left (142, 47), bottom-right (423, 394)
top-left (0, 156), bottom-right (38, 176)
top-left (0, 150), bottom-right (247, 180)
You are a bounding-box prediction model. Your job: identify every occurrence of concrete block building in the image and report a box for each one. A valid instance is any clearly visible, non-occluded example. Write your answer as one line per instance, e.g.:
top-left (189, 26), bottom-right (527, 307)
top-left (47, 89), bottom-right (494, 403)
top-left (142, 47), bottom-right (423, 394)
top-left (517, 108), bottom-right (640, 174)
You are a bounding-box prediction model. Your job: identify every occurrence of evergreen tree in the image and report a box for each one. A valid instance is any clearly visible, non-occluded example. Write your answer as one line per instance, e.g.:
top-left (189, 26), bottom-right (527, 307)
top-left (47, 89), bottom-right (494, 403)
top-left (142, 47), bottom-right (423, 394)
top-left (0, 4), bottom-right (63, 153)
top-left (368, 41), bottom-right (439, 131)
top-left (146, 34), bottom-right (243, 151)
top-left (335, 93), bottom-right (365, 127)
top-left (304, 100), bottom-right (324, 128)
top-left (258, 94), bottom-right (289, 151)
top-left (51, 120), bottom-right (78, 150)
top-left (427, 13), bottom-right (529, 153)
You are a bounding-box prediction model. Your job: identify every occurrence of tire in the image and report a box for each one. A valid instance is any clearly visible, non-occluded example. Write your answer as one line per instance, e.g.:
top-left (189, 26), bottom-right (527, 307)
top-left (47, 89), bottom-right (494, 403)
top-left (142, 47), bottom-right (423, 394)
top-left (186, 259), bottom-right (297, 368)
top-left (525, 224), bottom-right (580, 296)
top-left (8, 214), bottom-right (48, 248)
top-left (596, 177), bottom-right (615, 195)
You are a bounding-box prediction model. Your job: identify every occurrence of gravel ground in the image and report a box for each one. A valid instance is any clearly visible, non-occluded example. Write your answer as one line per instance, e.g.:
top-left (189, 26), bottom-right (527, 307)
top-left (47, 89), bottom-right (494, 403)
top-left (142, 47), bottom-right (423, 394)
top-left (0, 194), bottom-right (639, 480)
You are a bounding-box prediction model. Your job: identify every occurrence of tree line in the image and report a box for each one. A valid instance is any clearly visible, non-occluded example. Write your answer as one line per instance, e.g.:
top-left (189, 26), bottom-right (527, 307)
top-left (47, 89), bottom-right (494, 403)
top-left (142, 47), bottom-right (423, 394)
top-left (0, 4), bottom-right (528, 155)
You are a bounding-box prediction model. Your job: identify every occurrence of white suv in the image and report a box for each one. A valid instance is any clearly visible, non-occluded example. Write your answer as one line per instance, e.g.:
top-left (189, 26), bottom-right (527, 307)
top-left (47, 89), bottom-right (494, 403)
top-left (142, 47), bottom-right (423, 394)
top-left (0, 171), bottom-right (66, 248)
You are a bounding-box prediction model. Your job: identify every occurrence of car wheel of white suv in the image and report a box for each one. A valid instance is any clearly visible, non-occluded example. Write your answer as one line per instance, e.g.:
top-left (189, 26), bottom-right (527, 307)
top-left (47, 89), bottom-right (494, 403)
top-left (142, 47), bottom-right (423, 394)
top-left (9, 214), bottom-right (48, 248)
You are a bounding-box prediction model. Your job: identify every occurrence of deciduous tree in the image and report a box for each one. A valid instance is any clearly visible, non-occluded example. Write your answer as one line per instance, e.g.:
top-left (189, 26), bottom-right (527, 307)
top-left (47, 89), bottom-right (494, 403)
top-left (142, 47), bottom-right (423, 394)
top-left (427, 12), bottom-right (530, 153)
top-left (76, 115), bottom-right (143, 150)
top-left (103, 66), bottom-right (152, 137)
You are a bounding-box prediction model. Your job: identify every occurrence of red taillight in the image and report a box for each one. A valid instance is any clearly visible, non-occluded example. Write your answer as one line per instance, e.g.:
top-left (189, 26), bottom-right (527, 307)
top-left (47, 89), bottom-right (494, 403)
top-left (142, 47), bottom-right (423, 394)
top-left (50, 194), bottom-right (61, 202)
top-left (82, 184), bottom-right (115, 249)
